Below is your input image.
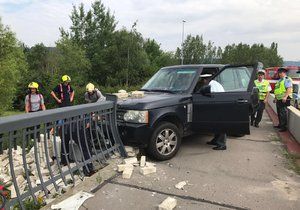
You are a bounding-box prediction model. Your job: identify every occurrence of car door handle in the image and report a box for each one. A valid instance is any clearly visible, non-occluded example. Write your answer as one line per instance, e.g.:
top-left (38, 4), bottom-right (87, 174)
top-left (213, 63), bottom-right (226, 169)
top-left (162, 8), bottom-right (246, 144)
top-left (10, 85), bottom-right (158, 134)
top-left (237, 99), bottom-right (248, 104)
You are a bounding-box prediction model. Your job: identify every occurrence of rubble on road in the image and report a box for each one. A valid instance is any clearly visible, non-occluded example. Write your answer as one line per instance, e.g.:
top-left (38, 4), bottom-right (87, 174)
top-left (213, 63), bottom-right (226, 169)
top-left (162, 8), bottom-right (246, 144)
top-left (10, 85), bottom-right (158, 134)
top-left (118, 151), bottom-right (157, 179)
top-left (158, 197), bottom-right (177, 210)
top-left (175, 181), bottom-right (187, 190)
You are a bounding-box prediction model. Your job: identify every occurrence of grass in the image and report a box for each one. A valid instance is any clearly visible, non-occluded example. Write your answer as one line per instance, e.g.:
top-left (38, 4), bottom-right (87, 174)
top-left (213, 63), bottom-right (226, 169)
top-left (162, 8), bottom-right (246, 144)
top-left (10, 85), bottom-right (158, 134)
top-left (282, 149), bottom-right (300, 175)
top-left (1, 110), bottom-right (23, 117)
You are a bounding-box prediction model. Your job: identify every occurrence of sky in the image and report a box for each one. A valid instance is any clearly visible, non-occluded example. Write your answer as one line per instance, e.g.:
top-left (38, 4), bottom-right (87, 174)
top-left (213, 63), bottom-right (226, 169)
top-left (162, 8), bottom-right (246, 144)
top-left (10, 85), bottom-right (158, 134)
top-left (0, 0), bottom-right (299, 61)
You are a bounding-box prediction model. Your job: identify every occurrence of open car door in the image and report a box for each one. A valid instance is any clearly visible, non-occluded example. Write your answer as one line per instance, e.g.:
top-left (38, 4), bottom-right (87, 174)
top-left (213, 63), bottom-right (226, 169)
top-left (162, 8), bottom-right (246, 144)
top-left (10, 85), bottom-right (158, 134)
top-left (192, 64), bottom-right (258, 135)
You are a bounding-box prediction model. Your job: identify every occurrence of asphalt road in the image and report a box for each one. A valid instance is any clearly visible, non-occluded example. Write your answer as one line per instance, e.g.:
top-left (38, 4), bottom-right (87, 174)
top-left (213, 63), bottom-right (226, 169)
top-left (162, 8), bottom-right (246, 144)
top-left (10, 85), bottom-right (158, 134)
top-left (81, 113), bottom-right (300, 210)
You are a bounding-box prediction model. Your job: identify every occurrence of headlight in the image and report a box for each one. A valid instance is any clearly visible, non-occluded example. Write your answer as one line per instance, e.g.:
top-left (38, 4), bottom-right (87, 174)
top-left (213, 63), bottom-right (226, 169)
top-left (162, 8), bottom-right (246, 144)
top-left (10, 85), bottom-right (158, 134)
top-left (124, 110), bottom-right (149, 123)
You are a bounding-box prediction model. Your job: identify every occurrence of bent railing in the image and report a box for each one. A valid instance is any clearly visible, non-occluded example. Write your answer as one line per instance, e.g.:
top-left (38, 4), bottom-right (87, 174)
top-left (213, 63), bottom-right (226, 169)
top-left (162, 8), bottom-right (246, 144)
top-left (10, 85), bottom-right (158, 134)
top-left (0, 97), bottom-right (126, 209)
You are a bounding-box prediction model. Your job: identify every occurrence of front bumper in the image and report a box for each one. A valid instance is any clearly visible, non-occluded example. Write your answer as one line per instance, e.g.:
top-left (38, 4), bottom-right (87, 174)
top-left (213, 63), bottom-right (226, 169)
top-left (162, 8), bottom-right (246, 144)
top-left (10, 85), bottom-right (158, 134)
top-left (117, 122), bottom-right (152, 147)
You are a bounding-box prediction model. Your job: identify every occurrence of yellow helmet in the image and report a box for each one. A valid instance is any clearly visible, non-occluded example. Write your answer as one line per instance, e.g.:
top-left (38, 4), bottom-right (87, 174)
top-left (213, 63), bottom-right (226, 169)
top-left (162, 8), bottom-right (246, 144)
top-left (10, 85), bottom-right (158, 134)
top-left (28, 82), bottom-right (39, 90)
top-left (62, 75), bottom-right (71, 82)
top-left (86, 83), bottom-right (95, 92)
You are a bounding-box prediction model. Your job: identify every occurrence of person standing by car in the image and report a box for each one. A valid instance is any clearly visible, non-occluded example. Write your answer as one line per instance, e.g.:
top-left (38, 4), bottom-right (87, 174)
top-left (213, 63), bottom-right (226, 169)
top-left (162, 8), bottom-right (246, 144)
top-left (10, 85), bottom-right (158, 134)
top-left (51, 75), bottom-right (74, 108)
top-left (84, 83), bottom-right (106, 103)
top-left (251, 69), bottom-right (271, 127)
top-left (273, 68), bottom-right (293, 132)
top-left (199, 74), bottom-right (227, 150)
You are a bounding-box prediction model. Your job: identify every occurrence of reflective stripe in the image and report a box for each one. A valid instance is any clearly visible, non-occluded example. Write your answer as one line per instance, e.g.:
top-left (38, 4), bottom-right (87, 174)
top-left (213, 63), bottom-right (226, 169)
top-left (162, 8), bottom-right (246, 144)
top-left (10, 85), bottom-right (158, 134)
top-left (59, 84), bottom-right (71, 101)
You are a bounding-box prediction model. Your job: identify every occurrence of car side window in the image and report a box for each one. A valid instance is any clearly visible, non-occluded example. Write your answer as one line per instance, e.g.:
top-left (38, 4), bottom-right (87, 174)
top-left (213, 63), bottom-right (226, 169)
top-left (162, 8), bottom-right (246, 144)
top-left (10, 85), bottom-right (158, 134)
top-left (215, 67), bottom-right (252, 92)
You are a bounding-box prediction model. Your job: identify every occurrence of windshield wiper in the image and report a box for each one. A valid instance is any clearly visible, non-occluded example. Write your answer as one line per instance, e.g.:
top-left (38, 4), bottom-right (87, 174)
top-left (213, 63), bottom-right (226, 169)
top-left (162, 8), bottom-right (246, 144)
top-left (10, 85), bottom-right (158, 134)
top-left (147, 89), bottom-right (175, 93)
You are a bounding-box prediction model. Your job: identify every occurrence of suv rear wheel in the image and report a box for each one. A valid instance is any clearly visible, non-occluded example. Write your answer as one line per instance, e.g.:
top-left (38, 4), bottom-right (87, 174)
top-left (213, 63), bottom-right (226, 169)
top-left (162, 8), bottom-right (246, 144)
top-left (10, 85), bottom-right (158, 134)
top-left (148, 122), bottom-right (181, 160)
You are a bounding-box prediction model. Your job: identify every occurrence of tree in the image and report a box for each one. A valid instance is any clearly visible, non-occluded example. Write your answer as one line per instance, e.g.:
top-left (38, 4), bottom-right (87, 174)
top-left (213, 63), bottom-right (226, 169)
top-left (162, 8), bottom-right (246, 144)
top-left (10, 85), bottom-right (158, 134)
top-left (221, 42), bottom-right (283, 67)
top-left (175, 35), bottom-right (219, 64)
top-left (60, 0), bottom-right (117, 85)
top-left (0, 18), bottom-right (27, 115)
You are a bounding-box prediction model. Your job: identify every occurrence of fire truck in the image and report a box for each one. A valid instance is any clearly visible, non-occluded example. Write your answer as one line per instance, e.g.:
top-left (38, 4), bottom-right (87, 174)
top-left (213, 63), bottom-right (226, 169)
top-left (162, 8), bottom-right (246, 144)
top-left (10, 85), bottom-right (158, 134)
top-left (265, 66), bottom-right (300, 109)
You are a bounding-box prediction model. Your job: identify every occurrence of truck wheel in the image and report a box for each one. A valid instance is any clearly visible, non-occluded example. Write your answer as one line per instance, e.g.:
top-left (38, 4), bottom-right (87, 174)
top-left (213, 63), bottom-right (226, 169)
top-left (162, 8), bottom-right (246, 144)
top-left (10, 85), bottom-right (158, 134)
top-left (148, 122), bottom-right (181, 160)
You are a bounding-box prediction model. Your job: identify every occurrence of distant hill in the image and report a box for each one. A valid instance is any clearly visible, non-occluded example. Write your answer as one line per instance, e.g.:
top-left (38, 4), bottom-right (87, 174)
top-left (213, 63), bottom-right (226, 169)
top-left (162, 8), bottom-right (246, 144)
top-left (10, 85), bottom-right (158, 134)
top-left (284, 61), bottom-right (300, 66)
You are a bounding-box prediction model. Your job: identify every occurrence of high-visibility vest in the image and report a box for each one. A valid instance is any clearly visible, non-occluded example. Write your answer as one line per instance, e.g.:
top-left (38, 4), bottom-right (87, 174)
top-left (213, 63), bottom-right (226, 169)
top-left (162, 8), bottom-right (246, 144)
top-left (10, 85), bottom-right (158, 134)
top-left (274, 77), bottom-right (293, 100)
top-left (254, 79), bottom-right (270, 100)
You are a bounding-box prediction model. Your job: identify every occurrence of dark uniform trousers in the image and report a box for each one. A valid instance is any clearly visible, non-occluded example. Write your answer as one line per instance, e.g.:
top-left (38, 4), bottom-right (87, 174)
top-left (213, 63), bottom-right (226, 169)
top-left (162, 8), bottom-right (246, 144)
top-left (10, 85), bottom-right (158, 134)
top-left (213, 133), bottom-right (226, 147)
top-left (276, 100), bottom-right (290, 129)
top-left (251, 100), bottom-right (265, 125)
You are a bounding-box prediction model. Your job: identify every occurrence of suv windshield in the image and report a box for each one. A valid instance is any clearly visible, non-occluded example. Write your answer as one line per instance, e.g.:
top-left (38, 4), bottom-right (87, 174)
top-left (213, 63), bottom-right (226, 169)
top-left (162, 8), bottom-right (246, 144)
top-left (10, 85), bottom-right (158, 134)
top-left (142, 68), bottom-right (197, 92)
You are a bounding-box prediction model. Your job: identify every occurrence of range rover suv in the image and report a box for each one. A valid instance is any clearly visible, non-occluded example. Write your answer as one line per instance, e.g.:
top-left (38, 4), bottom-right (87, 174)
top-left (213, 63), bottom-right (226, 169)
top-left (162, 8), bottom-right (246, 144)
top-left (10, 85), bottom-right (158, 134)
top-left (116, 64), bottom-right (259, 160)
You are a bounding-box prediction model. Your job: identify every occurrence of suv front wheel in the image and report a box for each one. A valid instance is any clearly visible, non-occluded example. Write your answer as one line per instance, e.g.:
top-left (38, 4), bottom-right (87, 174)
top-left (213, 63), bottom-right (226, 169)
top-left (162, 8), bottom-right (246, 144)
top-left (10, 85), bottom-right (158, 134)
top-left (148, 122), bottom-right (181, 160)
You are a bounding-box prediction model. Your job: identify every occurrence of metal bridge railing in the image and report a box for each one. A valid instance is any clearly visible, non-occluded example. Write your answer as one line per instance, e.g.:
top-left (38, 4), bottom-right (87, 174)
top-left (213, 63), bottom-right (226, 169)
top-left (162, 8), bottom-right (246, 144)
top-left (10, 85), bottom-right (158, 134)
top-left (0, 95), bottom-right (126, 209)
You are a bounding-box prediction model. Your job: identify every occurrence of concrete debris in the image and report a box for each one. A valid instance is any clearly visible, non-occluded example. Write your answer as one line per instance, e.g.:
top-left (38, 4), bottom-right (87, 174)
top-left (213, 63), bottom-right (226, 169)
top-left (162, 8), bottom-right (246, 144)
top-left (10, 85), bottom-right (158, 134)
top-left (158, 197), bottom-right (177, 210)
top-left (140, 156), bottom-right (146, 167)
top-left (117, 164), bottom-right (133, 172)
top-left (124, 146), bottom-right (134, 153)
top-left (122, 167), bottom-right (134, 179)
top-left (140, 165), bottom-right (156, 175)
top-left (175, 181), bottom-right (187, 190)
top-left (51, 191), bottom-right (94, 210)
top-left (131, 91), bottom-right (145, 98)
top-left (123, 157), bottom-right (138, 165)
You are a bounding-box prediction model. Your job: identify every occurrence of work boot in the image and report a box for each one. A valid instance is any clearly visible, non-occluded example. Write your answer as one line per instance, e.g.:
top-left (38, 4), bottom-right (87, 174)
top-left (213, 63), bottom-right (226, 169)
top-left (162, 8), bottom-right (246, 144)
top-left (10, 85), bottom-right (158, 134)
top-left (206, 141), bottom-right (218, 146)
top-left (254, 123), bottom-right (259, 128)
top-left (212, 146), bottom-right (227, 150)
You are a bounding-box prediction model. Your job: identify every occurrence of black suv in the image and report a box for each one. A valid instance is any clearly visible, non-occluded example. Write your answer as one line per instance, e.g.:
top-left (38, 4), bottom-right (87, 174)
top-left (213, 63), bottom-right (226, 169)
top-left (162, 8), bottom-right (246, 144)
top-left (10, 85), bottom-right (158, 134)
top-left (117, 64), bottom-right (259, 160)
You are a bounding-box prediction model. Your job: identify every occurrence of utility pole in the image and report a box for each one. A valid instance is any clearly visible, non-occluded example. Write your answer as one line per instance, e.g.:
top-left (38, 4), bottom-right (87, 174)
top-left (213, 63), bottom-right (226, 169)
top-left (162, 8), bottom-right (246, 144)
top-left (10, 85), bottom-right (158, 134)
top-left (181, 20), bottom-right (186, 65)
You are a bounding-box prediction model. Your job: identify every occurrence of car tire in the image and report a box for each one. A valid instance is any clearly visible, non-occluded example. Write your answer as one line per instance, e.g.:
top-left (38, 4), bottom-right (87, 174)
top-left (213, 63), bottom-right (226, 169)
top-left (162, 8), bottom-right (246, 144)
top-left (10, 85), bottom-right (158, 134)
top-left (147, 122), bottom-right (181, 160)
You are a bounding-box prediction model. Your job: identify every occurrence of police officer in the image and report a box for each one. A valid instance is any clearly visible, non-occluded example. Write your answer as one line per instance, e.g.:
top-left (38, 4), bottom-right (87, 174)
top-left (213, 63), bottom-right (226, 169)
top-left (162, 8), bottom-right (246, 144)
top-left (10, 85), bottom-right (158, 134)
top-left (51, 75), bottom-right (74, 108)
top-left (251, 69), bottom-right (271, 127)
top-left (273, 68), bottom-right (293, 132)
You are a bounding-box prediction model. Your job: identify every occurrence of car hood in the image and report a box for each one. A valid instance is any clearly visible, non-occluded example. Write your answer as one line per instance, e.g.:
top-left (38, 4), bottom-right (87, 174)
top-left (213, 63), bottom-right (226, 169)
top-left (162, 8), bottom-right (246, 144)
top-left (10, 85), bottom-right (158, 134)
top-left (117, 92), bottom-right (190, 110)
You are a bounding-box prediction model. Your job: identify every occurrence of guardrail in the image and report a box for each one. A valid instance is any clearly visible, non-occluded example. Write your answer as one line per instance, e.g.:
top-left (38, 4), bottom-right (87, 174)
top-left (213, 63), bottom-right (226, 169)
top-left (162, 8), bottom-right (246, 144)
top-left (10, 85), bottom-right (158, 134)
top-left (0, 95), bottom-right (126, 209)
top-left (267, 94), bottom-right (300, 144)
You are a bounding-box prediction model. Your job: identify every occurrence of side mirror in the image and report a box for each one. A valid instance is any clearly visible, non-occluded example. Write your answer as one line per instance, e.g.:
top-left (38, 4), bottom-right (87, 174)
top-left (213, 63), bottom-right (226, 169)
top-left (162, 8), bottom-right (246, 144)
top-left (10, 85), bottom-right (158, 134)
top-left (199, 85), bottom-right (211, 96)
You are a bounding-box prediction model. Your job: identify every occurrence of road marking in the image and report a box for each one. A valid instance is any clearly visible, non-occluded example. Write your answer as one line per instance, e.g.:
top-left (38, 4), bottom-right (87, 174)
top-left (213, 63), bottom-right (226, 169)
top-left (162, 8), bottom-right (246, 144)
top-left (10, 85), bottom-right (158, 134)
top-left (108, 180), bottom-right (250, 210)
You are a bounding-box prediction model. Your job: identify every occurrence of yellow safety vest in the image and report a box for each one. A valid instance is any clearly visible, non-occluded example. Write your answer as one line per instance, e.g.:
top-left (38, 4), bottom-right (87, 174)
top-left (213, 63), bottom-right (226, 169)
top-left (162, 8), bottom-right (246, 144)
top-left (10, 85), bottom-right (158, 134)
top-left (274, 77), bottom-right (293, 100)
top-left (254, 79), bottom-right (270, 100)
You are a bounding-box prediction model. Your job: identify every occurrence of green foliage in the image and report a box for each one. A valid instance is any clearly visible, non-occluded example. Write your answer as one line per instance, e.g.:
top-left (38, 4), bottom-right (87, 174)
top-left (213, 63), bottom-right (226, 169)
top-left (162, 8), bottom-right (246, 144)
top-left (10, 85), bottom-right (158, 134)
top-left (221, 42), bottom-right (283, 67)
top-left (0, 18), bottom-right (27, 115)
top-left (175, 35), bottom-right (220, 64)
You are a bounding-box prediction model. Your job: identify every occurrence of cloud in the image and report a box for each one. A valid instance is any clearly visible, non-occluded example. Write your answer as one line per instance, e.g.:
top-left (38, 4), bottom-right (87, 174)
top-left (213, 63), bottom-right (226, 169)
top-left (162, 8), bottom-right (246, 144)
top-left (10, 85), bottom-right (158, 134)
top-left (0, 0), bottom-right (299, 60)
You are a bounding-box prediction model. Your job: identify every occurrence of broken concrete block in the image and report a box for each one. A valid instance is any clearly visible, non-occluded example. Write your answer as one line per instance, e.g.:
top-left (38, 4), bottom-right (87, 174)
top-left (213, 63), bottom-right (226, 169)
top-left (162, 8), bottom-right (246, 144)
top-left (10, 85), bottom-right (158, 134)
top-left (175, 181), bottom-right (187, 190)
top-left (158, 197), bottom-right (177, 210)
top-left (131, 91), bottom-right (144, 98)
top-left (123, 157), bottom-right (138, 165)
top-left (16, 175), bottom-right (25, 186)
top-left (140, 156), bottom-right (146, 167)
top-left (127, 152), bottom-right (136, 157)
top-left (122, 167), bottom-right (133, 179)
top-left (140, 165), bottom-right (156, 175)
top-left (117, 164), bottom-right (133, 172)
top-left (146, 162), bottom-right (156, 167)
top-left (12, 165), bottom-right (24, 176)
top-left (124, 146), bottom-right (134, 153)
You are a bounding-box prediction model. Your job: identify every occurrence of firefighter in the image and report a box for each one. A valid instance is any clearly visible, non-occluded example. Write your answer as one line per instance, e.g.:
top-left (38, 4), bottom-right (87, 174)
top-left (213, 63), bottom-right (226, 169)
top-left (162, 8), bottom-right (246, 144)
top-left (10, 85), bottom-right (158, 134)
top-left (251, 69), bottom-right (271, 127)
top-left (25, 82), bottom-right (46, 113)
top-left (84, 83), bottom-right (106, 103)
top-left (51, 75), bottom-right (74, 108)
top-left (273, 68), bottom-right (293, 132)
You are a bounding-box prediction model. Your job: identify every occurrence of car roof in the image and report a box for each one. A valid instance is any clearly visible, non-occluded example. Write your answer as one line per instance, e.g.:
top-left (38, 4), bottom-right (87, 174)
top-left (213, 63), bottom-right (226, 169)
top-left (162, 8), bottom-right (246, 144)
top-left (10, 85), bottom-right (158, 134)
top-left (161, 64), bottom-right (226, 69)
